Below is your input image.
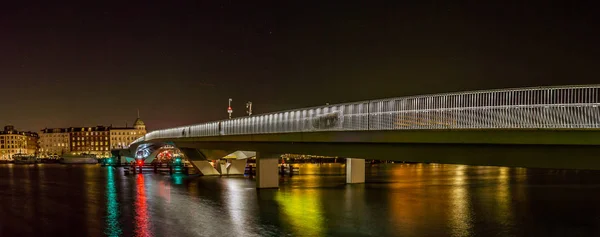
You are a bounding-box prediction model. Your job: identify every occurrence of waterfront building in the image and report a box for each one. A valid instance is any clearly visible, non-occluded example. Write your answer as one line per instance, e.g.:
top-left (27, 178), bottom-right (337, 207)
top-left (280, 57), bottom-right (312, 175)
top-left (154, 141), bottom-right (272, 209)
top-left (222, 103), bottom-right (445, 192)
top-left (39, 128), bottom-right (70, 157)
top-left (39, 116), bottom-right (147, 158)
top-left (69, 126), bottom-right (111, 158)
top-left (0, 125), bottom-right (39, 160)
top-left (110, 117), bottom-right (146, 149)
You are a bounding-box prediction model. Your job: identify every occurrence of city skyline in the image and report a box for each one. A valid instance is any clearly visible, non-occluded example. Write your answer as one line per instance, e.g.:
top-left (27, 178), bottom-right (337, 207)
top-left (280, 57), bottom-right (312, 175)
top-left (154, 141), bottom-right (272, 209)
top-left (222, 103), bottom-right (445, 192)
top-left (1, 2), bottom-right (597, 132)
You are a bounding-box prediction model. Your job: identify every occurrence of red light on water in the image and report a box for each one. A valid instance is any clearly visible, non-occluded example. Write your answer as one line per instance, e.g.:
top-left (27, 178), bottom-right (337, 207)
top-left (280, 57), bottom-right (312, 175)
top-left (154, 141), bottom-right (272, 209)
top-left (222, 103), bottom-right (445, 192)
top-left (135, 174), bottom-right (150, 236)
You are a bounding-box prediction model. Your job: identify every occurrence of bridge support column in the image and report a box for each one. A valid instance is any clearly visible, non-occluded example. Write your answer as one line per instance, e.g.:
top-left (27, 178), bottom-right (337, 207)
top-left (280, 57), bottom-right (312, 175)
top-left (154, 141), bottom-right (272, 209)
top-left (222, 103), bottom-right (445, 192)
top-left (178, 148), bottom-right (221, 176)
top-left (190, 160), bottom-right (221, 175)
top-left (216, 159), bottom-right (228, 175)
top-left (256, 153), bottom-right (280, 189)
top-left (346, 158), bottom-right (365, 184)
top-left (228, 159), bottom-right (247, 175)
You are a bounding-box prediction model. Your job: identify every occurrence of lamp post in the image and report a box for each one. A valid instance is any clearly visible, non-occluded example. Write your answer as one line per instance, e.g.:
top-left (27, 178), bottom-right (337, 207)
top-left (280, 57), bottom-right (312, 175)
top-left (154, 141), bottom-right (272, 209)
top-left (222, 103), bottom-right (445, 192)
top-left (227, 98), bottom-right (233, 119)
top-left (246, 101), bottom-right (253, 116)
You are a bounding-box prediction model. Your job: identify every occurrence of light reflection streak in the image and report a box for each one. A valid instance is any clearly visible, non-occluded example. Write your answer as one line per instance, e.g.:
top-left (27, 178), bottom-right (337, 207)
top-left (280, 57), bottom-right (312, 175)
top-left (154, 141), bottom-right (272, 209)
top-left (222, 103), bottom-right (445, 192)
top-left (105, 168), bottom-right (122, 236)
top-left (274, 188), bottom-right (324, 236)
top-left (172, 174), bottom-right (184, 185)
top-left (387, 163), bottom-right (428, 236)
top-left (514, 168), bottom-right (528, 201)
top-left (224, 180), bottom-right (247, 236)
top-left (135, 175), bottom-right (151, 237)
top-left (495, 167), bottom-right (513, 228)
top-left (158, 180), bottom-right (171, 203)
top-left (449, 165), bottom-right (472, 237)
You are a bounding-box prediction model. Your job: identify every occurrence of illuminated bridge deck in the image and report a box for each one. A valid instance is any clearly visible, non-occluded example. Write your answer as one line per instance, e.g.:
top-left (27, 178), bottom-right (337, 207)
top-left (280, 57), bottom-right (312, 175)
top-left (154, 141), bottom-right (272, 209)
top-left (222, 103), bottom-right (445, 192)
top-left (133, 84), bottom-right (600, 144)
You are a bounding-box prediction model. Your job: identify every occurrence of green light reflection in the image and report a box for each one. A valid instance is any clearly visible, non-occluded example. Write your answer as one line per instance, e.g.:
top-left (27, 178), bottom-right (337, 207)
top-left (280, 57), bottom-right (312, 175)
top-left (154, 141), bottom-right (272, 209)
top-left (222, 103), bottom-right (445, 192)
top-left (105, 168), bottom-right (122, 236)
top-left (172, 174), bottom-right (184, 185)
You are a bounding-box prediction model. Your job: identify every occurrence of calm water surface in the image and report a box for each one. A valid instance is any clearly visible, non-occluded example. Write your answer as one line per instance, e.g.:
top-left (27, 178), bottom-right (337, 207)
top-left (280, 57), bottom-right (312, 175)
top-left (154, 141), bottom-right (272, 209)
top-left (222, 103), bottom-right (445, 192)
top-left (0, 163), bottom-right (599, 236)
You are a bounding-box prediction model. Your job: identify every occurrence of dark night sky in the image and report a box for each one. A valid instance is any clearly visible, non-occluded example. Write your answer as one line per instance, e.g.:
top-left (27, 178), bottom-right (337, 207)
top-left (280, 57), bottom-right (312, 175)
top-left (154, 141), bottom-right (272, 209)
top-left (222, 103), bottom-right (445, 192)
top-left (0, 1), bottom-right (598, 132)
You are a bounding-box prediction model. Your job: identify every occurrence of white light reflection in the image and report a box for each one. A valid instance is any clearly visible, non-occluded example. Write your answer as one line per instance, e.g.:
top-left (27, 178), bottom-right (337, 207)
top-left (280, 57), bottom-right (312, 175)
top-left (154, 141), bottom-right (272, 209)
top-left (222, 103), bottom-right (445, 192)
top-left (224, 180), bottom-right (250, 236)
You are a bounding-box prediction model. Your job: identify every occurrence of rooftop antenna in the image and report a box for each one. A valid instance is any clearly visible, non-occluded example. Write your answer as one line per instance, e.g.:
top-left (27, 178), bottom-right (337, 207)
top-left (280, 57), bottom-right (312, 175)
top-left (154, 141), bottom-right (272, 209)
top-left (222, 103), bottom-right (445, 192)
top-left (137, 109), bottom-right (140, 118)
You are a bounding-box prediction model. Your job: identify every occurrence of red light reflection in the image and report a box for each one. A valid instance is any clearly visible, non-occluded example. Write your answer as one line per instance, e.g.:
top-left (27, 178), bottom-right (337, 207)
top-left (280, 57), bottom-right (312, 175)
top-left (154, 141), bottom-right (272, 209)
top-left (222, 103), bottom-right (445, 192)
top-left (135, 175), bottom-right (151, 237)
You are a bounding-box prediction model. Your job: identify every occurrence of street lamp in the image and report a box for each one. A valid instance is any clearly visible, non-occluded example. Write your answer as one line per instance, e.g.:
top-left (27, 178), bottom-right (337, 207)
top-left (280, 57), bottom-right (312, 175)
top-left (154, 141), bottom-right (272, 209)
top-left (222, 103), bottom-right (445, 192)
top-left (227, 98), bottom-right (233, 119)
top-left (246, 101), bottom-right (253, 116)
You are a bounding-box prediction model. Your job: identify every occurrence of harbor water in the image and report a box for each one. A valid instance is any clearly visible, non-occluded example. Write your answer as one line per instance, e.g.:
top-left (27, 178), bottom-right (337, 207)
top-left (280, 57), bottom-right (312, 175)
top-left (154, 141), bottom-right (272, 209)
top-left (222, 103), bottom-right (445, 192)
top-left (0, 163), bottom-right (599, 236)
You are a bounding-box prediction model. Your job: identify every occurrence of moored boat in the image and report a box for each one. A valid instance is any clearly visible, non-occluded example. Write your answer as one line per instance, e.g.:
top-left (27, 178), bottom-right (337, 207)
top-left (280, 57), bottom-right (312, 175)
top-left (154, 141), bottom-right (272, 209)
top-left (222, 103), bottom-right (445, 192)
top-left (13, 154), bottom-right (38, 164)
top-left (60, 153), bottom-right (98, 164)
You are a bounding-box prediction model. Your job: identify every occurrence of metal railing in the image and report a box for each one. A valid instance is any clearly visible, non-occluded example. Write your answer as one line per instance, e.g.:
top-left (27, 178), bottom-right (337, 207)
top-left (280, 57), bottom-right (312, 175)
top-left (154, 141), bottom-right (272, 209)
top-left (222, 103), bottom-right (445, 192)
top-left (132, 85), bottom-right (600, 144)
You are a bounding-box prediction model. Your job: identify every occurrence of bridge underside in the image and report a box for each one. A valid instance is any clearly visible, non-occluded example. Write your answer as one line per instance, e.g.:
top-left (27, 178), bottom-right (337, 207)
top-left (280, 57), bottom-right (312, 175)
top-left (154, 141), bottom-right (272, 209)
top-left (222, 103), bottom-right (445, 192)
top-left (132, 129), bottom-right (600, 170)
top-left (172, 142), bottom-right (600, 170)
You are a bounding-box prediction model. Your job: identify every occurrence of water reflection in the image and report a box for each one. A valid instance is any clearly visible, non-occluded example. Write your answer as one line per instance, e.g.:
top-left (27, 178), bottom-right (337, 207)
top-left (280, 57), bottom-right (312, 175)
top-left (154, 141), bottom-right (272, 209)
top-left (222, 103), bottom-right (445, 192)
top-left (3, 163), bottom-right (600, 236)
top-left (135, 174), bottom-right (151, 237)
top-left (105, 167), bottom-right (122, 236)
top-left (224, 179), bottom-right (250, 236)
top-left (22, 165), bottom-right (33, 223)
top-left (84, 166), bottom-right (101, 235)
top-left (449, 165), bottom-right (472, 237)
top-left (495, 167), bottom-right (512, 230)
top-left (157, 180), bottom-right (171, 203)
top-left (275, 187), bottom-right (325, 236)
top-left (172, 173), bottom-right (184, 185)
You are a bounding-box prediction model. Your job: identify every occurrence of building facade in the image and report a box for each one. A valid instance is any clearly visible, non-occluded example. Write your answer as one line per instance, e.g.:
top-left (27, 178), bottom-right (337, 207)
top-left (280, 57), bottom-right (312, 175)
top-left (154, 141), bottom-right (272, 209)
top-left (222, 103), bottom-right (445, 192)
top-left (39, 128), bottom-right (70, 157)
top-left (110, 117), bottom-right (146, 149)
top-left (69, 126), bottom-right (111, 157)
top-left (39, 117), bottom-right (147, 158)
top-left (0, 125), bottom-right (39, 160)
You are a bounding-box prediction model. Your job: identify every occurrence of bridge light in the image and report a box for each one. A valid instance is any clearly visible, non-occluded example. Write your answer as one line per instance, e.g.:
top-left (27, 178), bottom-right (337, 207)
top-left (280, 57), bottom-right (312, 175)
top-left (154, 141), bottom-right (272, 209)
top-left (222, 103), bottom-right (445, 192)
top-left (228, 99), bottom-right (233, 119)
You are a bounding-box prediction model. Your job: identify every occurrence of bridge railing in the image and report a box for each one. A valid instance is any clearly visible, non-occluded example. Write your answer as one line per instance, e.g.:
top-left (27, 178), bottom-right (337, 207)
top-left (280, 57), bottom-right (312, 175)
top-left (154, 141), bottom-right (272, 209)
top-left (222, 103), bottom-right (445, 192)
top-left (131, 85), bottom-right (600, 144)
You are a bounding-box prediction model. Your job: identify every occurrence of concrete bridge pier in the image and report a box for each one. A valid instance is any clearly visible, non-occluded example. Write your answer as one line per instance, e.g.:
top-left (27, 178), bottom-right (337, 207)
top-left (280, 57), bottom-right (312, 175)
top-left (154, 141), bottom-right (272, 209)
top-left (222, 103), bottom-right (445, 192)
top-left (256, 153), bottom-right (280, 189)
top-left (346, 158), bottom-right (365, 184)
top-left (178, 148), bottom-right (223, 176)
top-left (216, 159), bottom-right (228, 175)
top-left (227, 159), bottom-right (247, 175)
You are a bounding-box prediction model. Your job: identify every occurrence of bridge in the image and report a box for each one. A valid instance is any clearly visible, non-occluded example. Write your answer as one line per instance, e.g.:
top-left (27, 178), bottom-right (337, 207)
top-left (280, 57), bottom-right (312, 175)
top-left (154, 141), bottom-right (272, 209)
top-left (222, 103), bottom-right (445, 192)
top-left (121, 85), bottom-right (600, 188)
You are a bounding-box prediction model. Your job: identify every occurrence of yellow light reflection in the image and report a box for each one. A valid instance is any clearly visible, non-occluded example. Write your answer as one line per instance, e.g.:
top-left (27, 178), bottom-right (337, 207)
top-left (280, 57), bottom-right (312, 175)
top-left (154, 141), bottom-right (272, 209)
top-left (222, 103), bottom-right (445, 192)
top-left (387, 164), bottom-right (429, 236)
top-left (274, 188), bottom-right (324, 236)
top-left (494, 167), bottom-right (513, 227)
top-left (449, 165), bottom-right (472, 237)
top-left (514, 167), bottom-right (528, 201)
